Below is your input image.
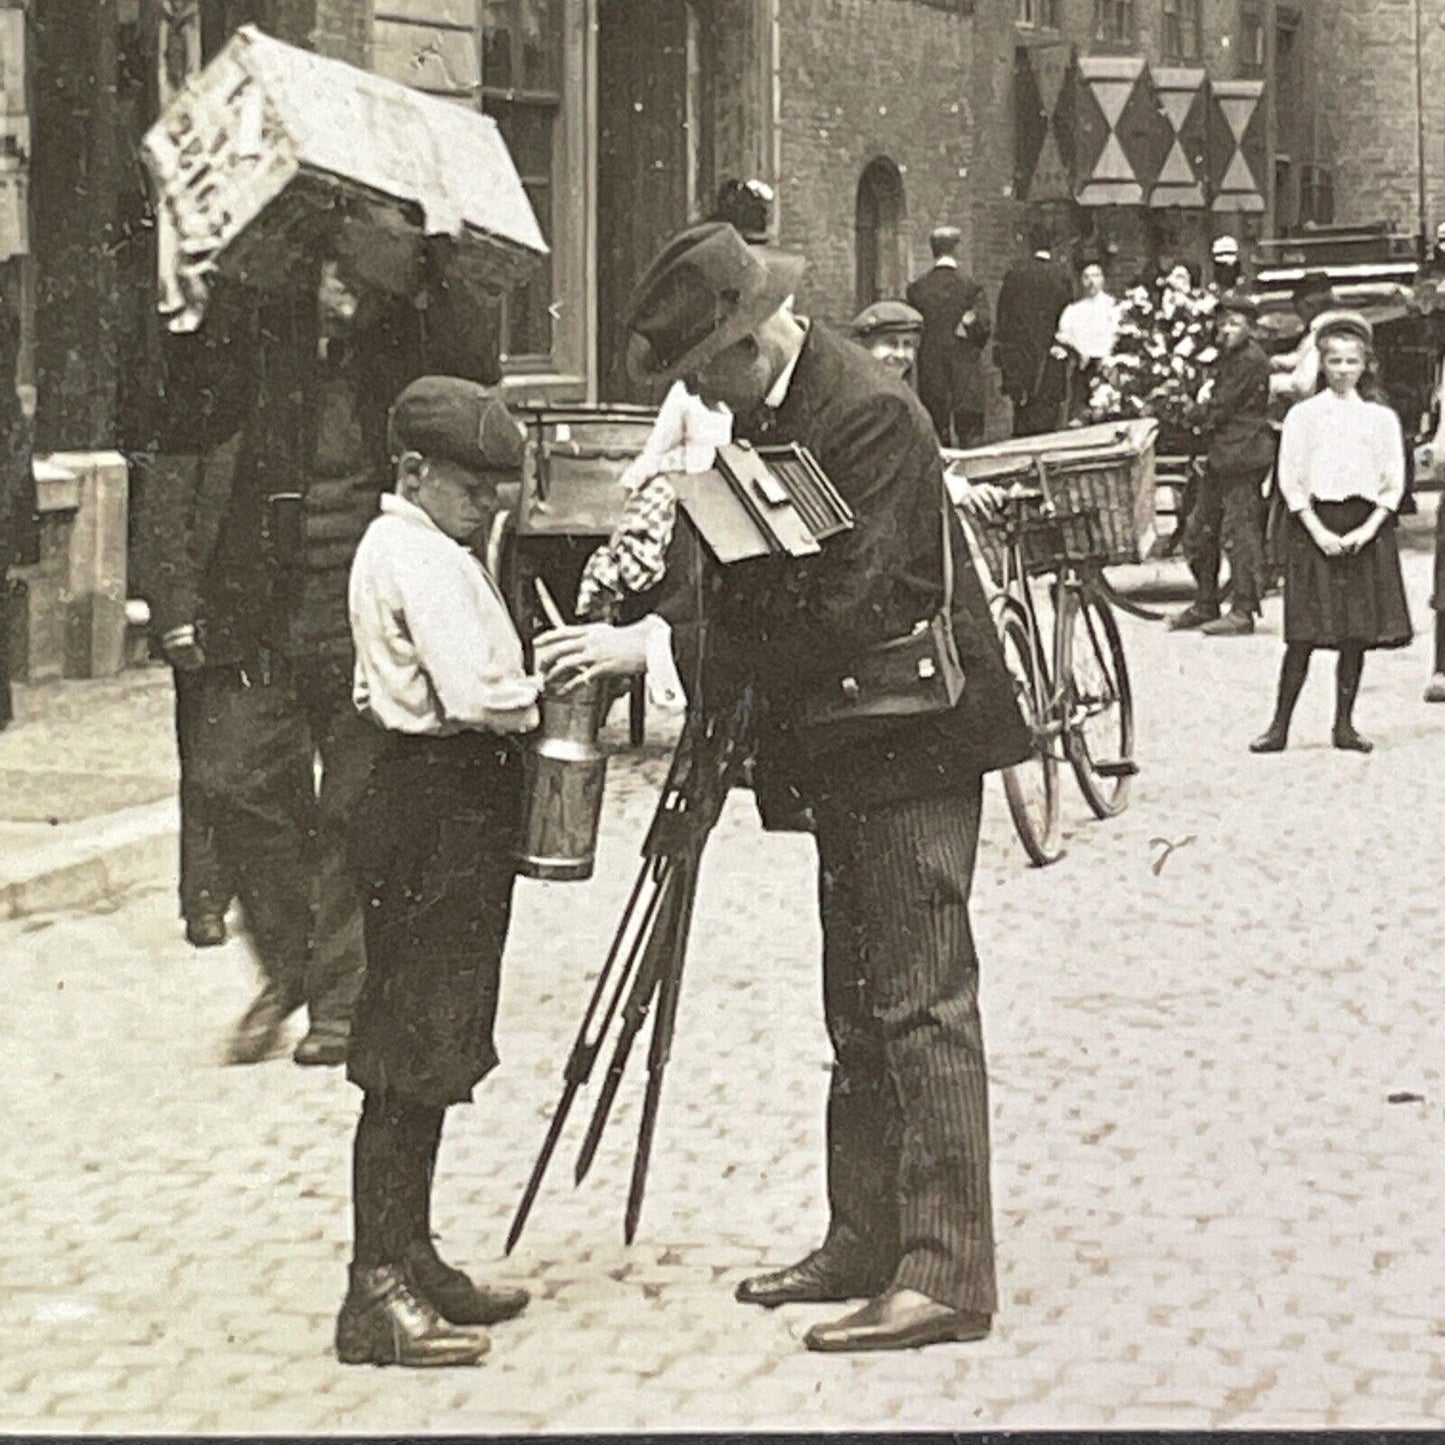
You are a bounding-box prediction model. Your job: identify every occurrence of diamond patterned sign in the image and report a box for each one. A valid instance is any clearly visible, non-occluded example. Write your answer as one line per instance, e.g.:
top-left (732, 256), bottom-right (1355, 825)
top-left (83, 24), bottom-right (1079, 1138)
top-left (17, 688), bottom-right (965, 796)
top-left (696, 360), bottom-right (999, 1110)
top-left (1014, 41), bottom-right (1076, 204)
top-left (1073, 56), bottom-right (1170, 208)
top-left (1149, 66), bottom-right (1209, 209)
top-left (1208, 78), bottom-right (1267, 213)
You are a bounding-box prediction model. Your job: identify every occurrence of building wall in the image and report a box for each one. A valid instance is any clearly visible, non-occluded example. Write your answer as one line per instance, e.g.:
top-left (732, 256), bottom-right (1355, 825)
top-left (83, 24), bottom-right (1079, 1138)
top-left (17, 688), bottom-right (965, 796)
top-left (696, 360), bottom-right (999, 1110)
top-left (774, 0), bottom-right (977, 328)
top-left (1308, 0), bottom-right (1445, 238)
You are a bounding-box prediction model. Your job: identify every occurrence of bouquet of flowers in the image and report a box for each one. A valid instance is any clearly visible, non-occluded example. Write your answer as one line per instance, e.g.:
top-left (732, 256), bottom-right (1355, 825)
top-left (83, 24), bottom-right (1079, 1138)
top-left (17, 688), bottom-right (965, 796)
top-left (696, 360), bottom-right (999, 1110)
top-left (1085, 283), bottom-right (1219, 438)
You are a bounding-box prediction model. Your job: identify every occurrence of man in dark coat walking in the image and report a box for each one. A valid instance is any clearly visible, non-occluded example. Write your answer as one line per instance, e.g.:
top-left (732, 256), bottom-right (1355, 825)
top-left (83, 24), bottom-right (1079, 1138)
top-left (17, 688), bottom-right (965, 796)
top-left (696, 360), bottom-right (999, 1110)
top-left (1169, 292), bottom-right (1276, 635)
top-left (906, 225), bottom-right (991, 448)
top-left (995, 226), bottom-right (1074, 437)
top-left (142, 252), bottom-right (495, 1067)
top-left (535, 222), bottom-right (1032, 1354)
top-left (0, 292), bottom-right (35, 733)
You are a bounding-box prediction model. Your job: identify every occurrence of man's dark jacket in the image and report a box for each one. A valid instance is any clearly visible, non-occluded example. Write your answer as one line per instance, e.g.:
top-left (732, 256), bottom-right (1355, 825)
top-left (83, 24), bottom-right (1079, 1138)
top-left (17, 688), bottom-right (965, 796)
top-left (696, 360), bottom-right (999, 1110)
top-left (1201, 336), bottom-right (1276, 477)
top-left (138, 280), bottom-right (493, 664)
top-left (906, 263), bottom-right (992, 417)
top-left (994, 254), bottom-right (1073, 403)
top-left (656, 323), bottom-right (1032, 817)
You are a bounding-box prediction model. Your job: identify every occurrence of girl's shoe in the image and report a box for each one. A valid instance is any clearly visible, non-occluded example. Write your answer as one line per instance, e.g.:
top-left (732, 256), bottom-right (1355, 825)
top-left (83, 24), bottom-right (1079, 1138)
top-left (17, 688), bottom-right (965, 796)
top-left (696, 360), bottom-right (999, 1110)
top-left (1249, 724), bottom-right (1288, 753)
top-left (1332, 725), bottom-right (1373, 753)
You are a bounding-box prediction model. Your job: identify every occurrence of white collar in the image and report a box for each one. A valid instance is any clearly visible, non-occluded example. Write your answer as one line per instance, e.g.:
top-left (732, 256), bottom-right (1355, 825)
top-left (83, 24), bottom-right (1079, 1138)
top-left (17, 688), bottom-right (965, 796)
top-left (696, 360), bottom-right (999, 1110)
top-left (765, 334), bottom-right (806, 409)
top-left (1034, 250), bottom-right (1052, 260)
top-left (382, 490), bottom-right (450, 537)
top-left (934, 255), bottom-right (959, 269)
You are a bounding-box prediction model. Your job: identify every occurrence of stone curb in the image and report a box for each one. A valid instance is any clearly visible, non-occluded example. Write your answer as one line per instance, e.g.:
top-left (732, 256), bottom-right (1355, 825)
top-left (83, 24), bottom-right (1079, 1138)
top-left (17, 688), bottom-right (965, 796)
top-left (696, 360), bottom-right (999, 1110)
top-left (0, 798), bottom-right (177, 922)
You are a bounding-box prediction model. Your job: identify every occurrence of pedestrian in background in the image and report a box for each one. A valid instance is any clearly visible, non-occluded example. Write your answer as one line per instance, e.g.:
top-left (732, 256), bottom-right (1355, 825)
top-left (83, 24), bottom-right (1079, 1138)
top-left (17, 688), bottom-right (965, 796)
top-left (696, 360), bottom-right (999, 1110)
top-left (1210, 234), bottom-right (1243, 291)
top-left (1425, 501), bottom-right (1445, 702)
top-left (848, 299), bottom-right (923, 387)
top-left (995, 225), bottom-right (1073, 437)
top-left (1251, 314), bottom-right (1412, 755)
top-left (0, 290), bottom-right (35, 733)
top-left (1169, 292), bottom-right (1275, 637)
top-left (336, 376), bottom-right (537, 1369)
top-left (1052, 260), bottom-right (1117, 421)
top-left (906, 225), bottom-right (991, 448)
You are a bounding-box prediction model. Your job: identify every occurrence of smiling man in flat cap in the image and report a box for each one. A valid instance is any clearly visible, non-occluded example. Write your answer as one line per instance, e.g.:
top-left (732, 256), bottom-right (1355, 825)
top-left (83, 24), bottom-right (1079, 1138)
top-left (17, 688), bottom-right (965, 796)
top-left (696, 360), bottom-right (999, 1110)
top-left (534, 220), bottom-right (1031, 1354)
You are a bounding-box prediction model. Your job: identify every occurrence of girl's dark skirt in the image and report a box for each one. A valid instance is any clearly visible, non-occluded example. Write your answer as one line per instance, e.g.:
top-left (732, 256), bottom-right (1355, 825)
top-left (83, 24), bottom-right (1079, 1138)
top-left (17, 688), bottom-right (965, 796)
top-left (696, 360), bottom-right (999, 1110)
top-left (1283, 496), bottom-right (1412, 650)
top-left (347, 729), bottom-right (523, 1107)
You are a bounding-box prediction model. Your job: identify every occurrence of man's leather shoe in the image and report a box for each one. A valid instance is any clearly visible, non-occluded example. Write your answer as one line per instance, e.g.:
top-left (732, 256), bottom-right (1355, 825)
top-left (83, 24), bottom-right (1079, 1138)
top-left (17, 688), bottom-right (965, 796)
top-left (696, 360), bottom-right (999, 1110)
top-left (1424, 672), bottom-right (1445, 704)
top-left (403, 1243), bottom-right (529, 1327)
top-left (735, 1248), bottom-right (886, 1309)
top-left (1200, 610), bottom-right (1255, 636)
top-left (336, 1265), bottom-right (490, 1367)
top-left (1332, 724), bottom-right (1373, 753)
top-left (224, 982), bottom-right (301, 1065)
top-left (1167, 603), bottom-right (1220, 632)
top-left (804, 1288), bottom-right (991, 1353)
top-left (294, 1022), bottom-right (349, 1068)
top-left (185, 911), bottom-right (228, 948)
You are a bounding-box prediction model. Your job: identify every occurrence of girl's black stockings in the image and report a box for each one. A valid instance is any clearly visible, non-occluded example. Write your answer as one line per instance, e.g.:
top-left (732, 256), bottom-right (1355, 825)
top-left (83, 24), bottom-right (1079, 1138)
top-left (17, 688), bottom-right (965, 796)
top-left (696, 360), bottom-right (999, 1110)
top-left (1270, 641), bottom-right (1366, 736)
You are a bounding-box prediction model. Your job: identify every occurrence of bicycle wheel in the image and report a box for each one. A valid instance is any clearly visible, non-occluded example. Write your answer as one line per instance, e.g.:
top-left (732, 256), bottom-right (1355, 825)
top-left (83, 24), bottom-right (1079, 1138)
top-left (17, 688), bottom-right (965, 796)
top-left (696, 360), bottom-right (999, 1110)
top-left (995, 600), bottom-right (1063, 866)
top-left (1061, 587), bottom-right (1135, 819)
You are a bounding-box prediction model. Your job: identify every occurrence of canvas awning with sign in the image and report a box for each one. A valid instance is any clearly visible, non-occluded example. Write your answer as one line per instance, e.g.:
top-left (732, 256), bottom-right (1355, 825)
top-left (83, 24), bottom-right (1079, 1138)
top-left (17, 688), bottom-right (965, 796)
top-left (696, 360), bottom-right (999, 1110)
top-left (141, 25), bottom-right (548, 330)
top-left (1149, 66), bottom-right (1209, 209)
top-left (1014, 42), bottom-right (1076, 205)
top-left (0, 7), bottom-right (28, 260)
top-left (1208, 78), bottom-right (1267, 213)
top-left (1072, 56), bottom-right (1170, 208)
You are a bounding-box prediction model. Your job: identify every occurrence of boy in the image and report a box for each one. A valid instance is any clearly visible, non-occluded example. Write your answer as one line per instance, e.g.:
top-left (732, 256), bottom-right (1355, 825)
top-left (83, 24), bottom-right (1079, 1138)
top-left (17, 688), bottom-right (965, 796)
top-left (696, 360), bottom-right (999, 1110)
top-left (337, 376), bottom-right (540, 1367)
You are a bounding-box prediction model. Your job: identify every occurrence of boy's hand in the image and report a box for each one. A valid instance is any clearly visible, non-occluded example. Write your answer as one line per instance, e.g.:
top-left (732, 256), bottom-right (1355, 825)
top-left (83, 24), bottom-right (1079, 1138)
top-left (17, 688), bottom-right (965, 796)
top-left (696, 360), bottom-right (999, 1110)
top-left (535, 622), bottom-right (651, 693)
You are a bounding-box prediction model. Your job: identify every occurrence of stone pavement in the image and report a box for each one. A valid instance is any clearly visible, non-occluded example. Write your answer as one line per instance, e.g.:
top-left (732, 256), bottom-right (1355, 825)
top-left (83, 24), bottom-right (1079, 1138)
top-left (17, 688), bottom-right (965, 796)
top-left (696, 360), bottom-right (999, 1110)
top-left (2, 504), bottom-right (1444, 1432)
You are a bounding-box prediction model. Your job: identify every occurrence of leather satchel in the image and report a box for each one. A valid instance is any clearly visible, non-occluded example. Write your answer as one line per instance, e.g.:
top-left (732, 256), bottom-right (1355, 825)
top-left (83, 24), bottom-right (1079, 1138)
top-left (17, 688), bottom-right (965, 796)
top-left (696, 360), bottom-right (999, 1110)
top-left (796, 486), bottom-right (965, 733)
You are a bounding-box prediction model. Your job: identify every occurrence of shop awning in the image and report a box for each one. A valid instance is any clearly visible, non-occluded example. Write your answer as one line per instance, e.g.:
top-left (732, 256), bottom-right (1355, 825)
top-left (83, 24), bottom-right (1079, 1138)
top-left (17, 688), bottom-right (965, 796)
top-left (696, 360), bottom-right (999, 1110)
top-left (1149, 66), bottom-right (1209, 209)
top-left (1014, 41), bottom-right (1076, 204)
top-left (1073, 56), bottom-right (1169, 208)
top-left (1208, 79), bottom-right (1267, 213)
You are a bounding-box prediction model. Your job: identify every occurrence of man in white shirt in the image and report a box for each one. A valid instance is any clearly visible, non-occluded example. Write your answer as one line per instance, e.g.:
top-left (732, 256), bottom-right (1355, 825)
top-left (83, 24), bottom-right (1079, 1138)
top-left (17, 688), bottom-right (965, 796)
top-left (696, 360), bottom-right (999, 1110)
top-left (337, 376), bottom-right (539, 1370)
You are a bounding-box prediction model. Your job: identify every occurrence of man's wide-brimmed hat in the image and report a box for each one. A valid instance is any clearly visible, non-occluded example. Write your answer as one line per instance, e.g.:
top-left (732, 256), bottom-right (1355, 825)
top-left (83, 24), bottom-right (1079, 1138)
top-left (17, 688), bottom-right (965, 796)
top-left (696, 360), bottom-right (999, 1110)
top-left (850, 299), bottom-right (923, 340)
top-left (625, 221), bottom-right (805, 387)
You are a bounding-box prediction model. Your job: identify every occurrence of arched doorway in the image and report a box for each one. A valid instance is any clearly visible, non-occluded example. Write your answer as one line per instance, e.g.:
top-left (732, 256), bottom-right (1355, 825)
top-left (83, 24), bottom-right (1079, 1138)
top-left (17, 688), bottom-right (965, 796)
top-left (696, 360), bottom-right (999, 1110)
top-left (854, 157), bottom-right (906, 310)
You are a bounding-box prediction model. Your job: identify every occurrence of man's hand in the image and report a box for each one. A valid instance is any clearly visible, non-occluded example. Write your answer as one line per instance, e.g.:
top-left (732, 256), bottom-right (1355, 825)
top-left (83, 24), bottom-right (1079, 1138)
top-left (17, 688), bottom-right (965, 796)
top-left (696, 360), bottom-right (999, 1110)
top-left (161, 623), bottom-right (207, 672)
top-left (534, 621), bottom-right (651, 693)
top-left (958, 481), bottom-right (1008, 522)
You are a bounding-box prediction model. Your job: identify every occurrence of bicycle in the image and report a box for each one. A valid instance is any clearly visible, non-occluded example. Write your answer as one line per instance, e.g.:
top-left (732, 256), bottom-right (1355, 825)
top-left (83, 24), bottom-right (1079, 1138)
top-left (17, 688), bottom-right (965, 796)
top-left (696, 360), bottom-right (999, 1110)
top-left (976, 463), bottom-right (1144, 867)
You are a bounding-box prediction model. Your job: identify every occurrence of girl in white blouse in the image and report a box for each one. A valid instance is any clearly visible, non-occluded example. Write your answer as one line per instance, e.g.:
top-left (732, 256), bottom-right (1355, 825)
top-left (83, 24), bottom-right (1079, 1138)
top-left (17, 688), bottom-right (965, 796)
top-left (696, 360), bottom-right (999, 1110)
top-left (1251, 315), bottom-right (1412, 754)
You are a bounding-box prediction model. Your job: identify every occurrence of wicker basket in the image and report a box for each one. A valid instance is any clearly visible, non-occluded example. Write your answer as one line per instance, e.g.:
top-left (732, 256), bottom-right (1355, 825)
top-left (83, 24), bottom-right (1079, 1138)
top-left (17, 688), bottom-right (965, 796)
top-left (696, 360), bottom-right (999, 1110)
top-left (945, 420), bottom-right (1158, 580)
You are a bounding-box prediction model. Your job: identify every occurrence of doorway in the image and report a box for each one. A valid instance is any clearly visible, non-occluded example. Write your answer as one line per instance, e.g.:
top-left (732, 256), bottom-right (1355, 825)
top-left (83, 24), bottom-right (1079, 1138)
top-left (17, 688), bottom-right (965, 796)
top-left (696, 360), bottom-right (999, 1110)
top-left (596, 0), bottom-right (699, 401)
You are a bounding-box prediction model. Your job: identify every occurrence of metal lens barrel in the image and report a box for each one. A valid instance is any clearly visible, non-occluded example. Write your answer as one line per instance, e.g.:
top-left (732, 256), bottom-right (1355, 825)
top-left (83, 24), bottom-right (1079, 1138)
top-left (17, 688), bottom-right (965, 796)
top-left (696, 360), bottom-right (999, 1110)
top-left (517, 678), bottom-right (610, 881)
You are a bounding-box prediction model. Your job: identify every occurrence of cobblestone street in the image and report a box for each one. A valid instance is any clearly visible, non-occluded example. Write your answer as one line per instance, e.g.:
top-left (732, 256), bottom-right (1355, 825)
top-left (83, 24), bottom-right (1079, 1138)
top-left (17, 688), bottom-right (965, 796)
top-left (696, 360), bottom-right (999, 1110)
top-left (2, 517), bottom-right (1444, 1433)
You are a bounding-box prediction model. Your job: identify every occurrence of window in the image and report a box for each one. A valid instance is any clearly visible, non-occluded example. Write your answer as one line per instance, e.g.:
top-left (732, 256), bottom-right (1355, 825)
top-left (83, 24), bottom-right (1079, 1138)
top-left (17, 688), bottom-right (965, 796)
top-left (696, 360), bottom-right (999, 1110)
top-left (1091, 0), bottom-right (1135, 45)
top-left (1161, 0), bottom-right (1201, 60)
top-left (1017, 0), bottom-right (1061, 26)
top-left (854, 158), bottom-right (907, 310)
top-left (482, 0), bottom-right (564, 368)
top-left (1240, 7), bottom-right (1266, 73)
